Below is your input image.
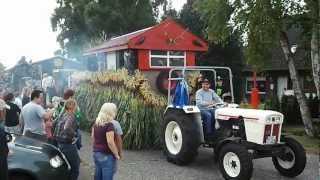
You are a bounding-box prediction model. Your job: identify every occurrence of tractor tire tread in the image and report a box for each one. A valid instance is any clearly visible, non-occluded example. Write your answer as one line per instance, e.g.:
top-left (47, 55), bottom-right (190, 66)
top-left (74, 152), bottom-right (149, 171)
top-left (272, 137), bottom-right (306, 177)
top-left (162, 109), bottom-right (201, 166)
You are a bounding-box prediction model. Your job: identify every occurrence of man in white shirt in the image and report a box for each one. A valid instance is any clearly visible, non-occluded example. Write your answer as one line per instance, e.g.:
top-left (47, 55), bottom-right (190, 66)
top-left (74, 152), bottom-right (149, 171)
top-left (196, 79), bottom-right (223, 139)
top-left (13, 92), bottom-right (22, 109)
top-left (21, 90), bottom-right (51, 135)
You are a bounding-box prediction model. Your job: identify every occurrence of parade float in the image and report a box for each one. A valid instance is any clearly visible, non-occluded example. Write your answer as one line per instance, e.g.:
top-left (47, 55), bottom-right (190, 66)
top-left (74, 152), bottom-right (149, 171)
top-left (77, 19), bottom-right (210, 149)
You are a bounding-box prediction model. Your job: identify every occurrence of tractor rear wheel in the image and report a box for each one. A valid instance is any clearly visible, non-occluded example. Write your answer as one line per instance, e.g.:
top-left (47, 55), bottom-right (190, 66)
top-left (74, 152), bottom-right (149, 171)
top-left (272, 137), bottom-right (306, 177)
top-left (162, 109), bottom-right (201, 165)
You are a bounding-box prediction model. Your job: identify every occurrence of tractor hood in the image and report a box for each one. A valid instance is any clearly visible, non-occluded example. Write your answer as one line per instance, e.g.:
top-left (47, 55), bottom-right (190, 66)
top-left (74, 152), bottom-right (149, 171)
top-left (215, 108), bottom-right (284, 145)
top-left (215, 108), bottom-right (284, 124)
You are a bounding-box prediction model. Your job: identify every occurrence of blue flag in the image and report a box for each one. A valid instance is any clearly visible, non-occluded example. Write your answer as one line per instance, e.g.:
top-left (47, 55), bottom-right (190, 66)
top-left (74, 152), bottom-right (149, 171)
top-left (172, 80), bottom-right (189, 108)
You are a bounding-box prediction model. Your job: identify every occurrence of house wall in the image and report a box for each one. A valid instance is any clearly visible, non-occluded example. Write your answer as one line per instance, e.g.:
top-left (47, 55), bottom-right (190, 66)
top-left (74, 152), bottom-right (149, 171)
top-left (277, 76), bottom-right (288, 100)
top-left (242, 70), bottom-right (317, 103)
top-left (106, 52), bottom-right (117, 70)
top-left (138, 50), bottom-right (149, 70)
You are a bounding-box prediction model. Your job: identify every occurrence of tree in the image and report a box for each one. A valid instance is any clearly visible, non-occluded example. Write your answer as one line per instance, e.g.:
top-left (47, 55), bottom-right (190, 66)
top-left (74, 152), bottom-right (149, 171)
top-left (195, 0), bottom-right (316, 136)
top-left (162, 0), bottom-right (179, 20)
top-left (51, 0), bottom-right (166, 57)
top-left (178, 1), bottom-right (244, 103)
top-left (306, 0), bottom-right (320, 100)
top-left (0, 62), bottom-right (5, 74)
top-left (179, 1), bottom-right (206, 37)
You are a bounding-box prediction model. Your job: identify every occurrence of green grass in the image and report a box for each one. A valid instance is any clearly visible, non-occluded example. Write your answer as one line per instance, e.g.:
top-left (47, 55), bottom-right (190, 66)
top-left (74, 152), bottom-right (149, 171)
top-left (282, 126), bottom-right (320, 154)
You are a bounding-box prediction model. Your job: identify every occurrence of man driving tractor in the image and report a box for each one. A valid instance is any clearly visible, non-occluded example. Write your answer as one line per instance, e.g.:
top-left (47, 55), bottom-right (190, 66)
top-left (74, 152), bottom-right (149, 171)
top-left (196, 78), bottom-right (223, 140)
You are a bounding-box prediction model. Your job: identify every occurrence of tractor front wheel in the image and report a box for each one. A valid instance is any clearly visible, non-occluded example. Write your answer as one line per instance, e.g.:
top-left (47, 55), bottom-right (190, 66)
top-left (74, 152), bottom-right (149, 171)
top-left (218, 143), bottom-right (253, 180)
top-left (272, 137), bottom-right (306, 177)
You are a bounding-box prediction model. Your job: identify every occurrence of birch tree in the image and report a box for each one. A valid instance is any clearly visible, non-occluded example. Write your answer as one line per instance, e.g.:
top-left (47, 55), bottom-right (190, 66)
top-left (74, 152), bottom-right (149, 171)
top-left (307, 0), bottom-right (320, 100)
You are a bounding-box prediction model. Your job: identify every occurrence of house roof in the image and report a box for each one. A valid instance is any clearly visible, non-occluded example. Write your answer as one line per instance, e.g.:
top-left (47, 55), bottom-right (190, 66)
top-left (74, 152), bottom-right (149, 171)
top-left (85, 27), bottom-right (152, 54)
top-left (85, 19), bottom-right (208, 55)
top-left (31, 56), bottom-right (83, 67)
top-left (5, 56), bottom-right (83, 73)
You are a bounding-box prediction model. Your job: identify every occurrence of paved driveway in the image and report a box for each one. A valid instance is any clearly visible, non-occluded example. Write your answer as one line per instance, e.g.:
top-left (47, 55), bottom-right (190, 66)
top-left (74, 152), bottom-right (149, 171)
top-left (79, 133), bottom-right (319, 180)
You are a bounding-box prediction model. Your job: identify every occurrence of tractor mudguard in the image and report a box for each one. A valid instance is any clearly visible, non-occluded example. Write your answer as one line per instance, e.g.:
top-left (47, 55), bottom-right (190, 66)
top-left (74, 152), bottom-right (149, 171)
top-left (214, 136), bottom-right (242, 156)
top-left (165, 105), bottom-right (200, 114)
top-left (164, 107), bottom-right (204, 143)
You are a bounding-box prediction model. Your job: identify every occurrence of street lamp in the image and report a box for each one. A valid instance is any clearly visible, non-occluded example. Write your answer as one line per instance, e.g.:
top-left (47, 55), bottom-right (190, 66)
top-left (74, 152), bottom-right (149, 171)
top-left (291, 44), bottom-right (298, 54)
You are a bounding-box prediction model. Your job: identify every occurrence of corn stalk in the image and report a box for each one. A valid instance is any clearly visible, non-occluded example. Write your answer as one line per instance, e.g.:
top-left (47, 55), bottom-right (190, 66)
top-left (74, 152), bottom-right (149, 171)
top-left (75, 69), bottom-right (166, 149)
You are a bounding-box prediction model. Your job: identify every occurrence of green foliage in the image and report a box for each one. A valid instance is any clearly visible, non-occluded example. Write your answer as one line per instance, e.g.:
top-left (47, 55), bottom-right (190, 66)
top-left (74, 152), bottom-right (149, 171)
top-left (51, 0), bottom-right (90, 57)
top-left (0, 62), bottom-right (5, 73)
top-left (195, 0), bottom-right (309, 70)
top-left (280, 95), bottom-right (302, 125)
top-left (282, 126), bottom-right (320, 152)
top-left (161, 0), bottom-right (179, 20)
top-left (51, 0), bottom-right (166, 57)
top-left (194, 0), bottom-right (233, 43)
top-left (178, 0), bottom-right (245, 102)
top-left (264, 95), bottom-right (280, 111)
top-left (179, 1), bottom-right (206, 37)
top-left (239, 102), bottom-right (266, 110)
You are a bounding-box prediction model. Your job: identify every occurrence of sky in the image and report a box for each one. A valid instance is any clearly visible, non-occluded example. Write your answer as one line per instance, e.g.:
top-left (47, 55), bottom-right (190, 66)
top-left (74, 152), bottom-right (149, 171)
top-left (0, 0), bottom-right (187, 69)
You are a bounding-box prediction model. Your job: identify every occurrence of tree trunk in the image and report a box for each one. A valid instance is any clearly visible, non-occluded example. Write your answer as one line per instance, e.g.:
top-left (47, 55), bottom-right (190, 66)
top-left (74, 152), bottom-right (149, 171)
top-left (279, 31), bottom-right (315, 137)
top-left (311, 23), bottom-right (320, 100)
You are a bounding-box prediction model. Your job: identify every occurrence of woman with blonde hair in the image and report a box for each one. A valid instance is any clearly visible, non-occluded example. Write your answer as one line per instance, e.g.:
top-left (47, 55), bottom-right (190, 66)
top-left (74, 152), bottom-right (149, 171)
top-left (92, 103), bottom-right (120, 180)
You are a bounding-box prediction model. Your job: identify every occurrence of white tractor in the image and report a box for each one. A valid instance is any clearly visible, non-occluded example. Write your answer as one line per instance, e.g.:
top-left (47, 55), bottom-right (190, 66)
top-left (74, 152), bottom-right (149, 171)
top-left (162, 66), bottom-right (306, 180)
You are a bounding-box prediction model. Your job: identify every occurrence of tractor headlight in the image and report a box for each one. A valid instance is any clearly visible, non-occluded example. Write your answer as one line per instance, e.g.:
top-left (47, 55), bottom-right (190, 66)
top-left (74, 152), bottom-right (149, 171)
top-left (266, 117), bottom-right (272, 124)
top-left (50, 155), bottom-right (64, 168)
top-left (266, 116), bottom-right (281, 123)
top-left (274, 116), bottom-right (281, 123)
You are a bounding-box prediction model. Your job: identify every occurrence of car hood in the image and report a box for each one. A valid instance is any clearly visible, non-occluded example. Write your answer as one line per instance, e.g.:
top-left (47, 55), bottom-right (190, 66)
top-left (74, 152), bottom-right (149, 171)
top-left (8, 134), bottom-right (60, 156)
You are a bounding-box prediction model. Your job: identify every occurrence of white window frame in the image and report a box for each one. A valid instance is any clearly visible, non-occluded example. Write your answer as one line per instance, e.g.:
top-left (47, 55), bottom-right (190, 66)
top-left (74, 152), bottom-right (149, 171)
top-left (149, 50), bottom-right (186, 68)
top-left (245, 77), bottom-right (266, 94)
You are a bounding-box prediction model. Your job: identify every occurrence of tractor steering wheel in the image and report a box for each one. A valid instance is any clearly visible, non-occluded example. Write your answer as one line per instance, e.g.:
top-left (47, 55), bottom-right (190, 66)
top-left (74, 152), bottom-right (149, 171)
top-left (215, 103), bottom-right (226, 108)
top-left (208, 102), bottom-right (225, 108)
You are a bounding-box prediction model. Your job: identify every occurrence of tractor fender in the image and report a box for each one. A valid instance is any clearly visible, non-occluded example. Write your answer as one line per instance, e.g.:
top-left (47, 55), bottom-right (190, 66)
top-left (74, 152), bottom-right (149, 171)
top-left (164, 107), bottom-right (204, 143)
top-left (214, 137), bottom-right (242, 157)
top-left (165, 105), bottom-right (200, 114)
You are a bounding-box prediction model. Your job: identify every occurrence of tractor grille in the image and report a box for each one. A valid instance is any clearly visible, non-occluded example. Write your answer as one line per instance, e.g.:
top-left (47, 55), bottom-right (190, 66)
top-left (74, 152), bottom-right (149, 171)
top-left (263, 124), bottom-right (281, 144)
top-left (272, 124), bottom-right (280, 142)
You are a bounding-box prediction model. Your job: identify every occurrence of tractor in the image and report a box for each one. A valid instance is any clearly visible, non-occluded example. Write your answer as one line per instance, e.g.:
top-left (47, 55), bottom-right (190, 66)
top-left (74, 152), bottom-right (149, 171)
top-left (162, 66), bottom-right (306, 180)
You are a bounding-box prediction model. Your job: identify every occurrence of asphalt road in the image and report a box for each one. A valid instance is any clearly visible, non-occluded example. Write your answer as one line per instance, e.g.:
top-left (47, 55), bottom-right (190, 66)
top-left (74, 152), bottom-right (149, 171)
top-left (79, 133), bottom-right (319, 180)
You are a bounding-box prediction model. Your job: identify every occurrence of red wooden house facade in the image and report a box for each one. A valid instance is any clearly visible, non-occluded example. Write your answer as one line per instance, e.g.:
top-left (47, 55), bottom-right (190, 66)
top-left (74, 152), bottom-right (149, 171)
top-left (85, 19), bottom-right (208, 93)
top-left (85, 19), bottom-right (208, 70)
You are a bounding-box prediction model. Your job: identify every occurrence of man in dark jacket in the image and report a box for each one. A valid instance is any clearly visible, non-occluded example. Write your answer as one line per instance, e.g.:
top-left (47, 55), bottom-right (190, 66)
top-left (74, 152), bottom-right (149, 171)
top-left (4, 93), bottom-right (21, 133)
